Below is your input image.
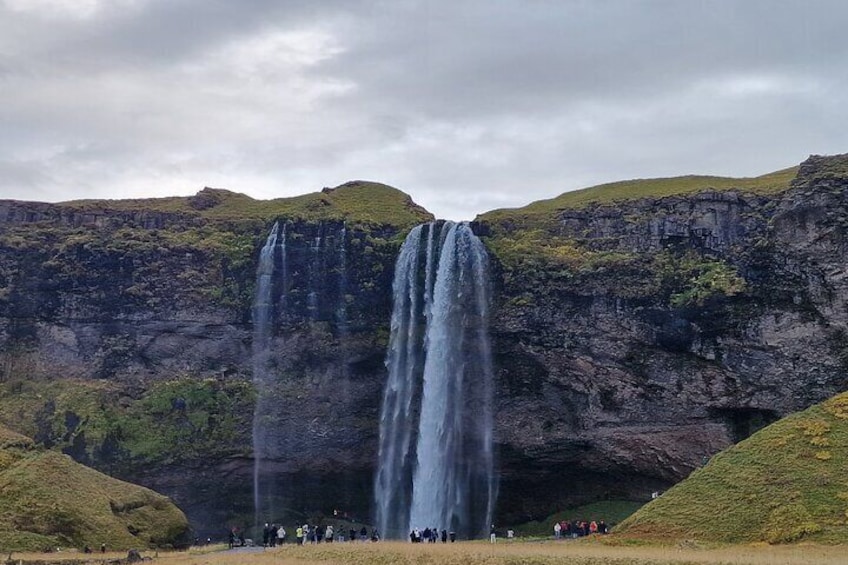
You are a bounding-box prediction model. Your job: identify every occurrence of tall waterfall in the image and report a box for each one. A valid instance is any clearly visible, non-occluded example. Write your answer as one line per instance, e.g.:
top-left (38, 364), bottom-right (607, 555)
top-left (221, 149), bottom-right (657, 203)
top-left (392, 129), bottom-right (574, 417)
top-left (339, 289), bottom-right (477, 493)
top-left (251, 221), bottom-right (282, 526)
top-left (375, 221), bottom-right (497, 539)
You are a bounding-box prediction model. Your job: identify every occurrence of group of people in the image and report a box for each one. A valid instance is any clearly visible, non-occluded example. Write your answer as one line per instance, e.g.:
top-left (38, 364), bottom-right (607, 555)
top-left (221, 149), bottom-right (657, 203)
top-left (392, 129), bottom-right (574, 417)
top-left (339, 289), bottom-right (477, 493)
top-left (553, 519), bottom-right (608, 538)
top-left (228, 524), bottom-right (380, 548)
top-left (408, 527), bottom-right (456, 543)
top-left (224, 518), bottom-right (609, 547)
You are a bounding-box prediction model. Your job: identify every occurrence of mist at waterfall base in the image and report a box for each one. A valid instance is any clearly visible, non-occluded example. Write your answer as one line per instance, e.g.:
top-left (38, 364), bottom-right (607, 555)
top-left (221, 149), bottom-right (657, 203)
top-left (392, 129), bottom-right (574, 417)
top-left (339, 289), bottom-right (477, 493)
top-left (250, 221), bottom-right (352, 527)
top-left (375, 221), bottom-right (498, 540)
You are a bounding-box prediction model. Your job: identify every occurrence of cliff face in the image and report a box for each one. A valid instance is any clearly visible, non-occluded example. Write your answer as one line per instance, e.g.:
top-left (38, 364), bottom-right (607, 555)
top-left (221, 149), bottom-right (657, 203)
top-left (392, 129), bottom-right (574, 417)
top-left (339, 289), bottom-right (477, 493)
top-left (481, 154), bottom-right (848, 521)
top-left (1, 157), bottom-right (848, 534)
top-left (0, 182), bottom-right (432, 534)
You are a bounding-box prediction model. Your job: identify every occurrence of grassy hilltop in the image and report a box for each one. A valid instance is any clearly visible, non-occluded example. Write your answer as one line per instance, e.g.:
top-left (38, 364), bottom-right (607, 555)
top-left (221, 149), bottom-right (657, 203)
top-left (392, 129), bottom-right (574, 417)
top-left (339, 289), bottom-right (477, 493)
top-left (59, 180), bottom-right (434, 229)
top-left (615, 391), bottom-right (848, 544)
top-left (478, 166), bottom-right (799, 232)
top-left (0, 425), bottom-right (189, 551)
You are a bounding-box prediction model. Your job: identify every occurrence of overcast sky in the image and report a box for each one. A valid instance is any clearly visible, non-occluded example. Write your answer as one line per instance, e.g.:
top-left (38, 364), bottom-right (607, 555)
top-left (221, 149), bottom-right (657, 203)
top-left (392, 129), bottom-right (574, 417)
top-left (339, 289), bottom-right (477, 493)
top-left (1, 0), bottom-right (846, 220)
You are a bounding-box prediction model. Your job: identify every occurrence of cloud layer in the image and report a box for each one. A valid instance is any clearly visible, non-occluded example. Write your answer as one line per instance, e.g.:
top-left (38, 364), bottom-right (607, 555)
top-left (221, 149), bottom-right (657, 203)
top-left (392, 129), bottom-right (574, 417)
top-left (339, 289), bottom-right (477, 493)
top-left (1, 0), bottom-right (847, 219)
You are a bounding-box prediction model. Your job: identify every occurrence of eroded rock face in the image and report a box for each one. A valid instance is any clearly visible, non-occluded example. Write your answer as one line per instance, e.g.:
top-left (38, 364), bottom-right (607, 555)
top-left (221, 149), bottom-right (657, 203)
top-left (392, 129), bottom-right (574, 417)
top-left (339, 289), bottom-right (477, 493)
top-left (486, 155), bottom-right (848, 521)
top-left (0, 203), bottom-right (404, 535)
top-left (1, 157), bottom-right (848, 533)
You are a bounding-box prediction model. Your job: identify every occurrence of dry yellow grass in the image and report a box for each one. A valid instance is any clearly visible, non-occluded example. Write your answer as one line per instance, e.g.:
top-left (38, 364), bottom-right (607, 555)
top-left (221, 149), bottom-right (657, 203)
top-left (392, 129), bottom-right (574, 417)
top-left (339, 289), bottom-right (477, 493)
top-left (42, 540), bottom-right (838, 565)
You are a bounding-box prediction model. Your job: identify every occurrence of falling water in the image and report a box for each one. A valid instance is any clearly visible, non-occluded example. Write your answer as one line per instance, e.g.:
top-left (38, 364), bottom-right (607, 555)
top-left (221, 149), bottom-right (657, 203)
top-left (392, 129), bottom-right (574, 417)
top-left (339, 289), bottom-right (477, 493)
top-left (307, 232), bottom-right (322, 319)
top-left (336, 223), bottom-right (348, 334)
top-left (374, 224), bottom-right (425, 539)
top-left (251, 221), bottom-right (281, 526)
top-left (375, 221), bottom-right (497, 539)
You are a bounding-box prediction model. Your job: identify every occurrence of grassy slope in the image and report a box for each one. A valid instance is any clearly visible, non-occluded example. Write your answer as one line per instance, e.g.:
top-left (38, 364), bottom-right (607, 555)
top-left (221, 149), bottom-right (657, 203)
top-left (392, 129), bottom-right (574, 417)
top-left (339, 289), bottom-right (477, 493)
top-left (58, 181), bottom-right (434, 229)
top-left (0, 424), bottom-right (189, 551)
top-left (478, 166), bottom-right (798, 230)
top-left (615, 391), bottom-right (848, 544)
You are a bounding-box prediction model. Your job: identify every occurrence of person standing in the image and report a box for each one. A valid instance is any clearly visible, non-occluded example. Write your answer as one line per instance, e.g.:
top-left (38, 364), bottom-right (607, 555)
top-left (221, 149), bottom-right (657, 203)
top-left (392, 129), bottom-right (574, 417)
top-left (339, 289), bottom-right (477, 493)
top-left (490, 524), bottom-right (496, 543)
top-left (553, 521), bottom-right (561, 539)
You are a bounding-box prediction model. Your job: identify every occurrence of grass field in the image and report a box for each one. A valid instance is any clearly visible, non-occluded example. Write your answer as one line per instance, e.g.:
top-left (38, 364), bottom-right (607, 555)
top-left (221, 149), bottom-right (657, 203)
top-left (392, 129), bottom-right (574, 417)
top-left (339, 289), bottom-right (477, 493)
top-left (9, 540), bottom-right (848, 565)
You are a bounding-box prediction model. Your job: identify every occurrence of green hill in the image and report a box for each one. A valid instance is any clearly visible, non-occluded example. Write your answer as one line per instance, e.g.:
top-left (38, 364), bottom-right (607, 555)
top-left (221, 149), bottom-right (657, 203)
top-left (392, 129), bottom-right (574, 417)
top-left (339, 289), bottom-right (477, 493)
top-left (0, 424), bottom-right (189, 551)
top-left (59, 180), bottom-right (434, 229)
top-left (615, 392), bottom-right (848, 544)
top-left (478, 166), bottom-right (798, 232)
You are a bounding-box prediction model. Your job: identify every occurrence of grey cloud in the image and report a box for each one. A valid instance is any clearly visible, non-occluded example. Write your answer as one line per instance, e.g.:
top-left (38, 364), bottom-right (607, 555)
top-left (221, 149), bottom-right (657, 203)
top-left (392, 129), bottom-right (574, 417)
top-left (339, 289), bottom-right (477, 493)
top-left (1, 0), bottom-right (847, 220)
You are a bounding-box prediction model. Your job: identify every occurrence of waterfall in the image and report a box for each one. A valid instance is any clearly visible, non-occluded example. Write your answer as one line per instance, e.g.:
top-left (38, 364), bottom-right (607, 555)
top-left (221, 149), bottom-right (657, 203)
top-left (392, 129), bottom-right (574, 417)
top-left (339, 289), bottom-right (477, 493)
top-left (251, 221), bottom-right (281, 526)
top-left (307, 230), bottom-right (322, 320)
top-left (375, 221), bottom-right (497, 539)
top-left (336, 223), bottom-right (348, 334)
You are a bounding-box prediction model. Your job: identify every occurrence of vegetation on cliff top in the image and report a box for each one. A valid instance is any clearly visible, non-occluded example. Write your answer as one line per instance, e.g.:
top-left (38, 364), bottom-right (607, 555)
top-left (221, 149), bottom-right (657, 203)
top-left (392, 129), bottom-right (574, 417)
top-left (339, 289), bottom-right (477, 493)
top-left (0, 424), bottom-right (189, 551)
top-left (615, 391), bottom-right (848, 544)
top-left (478, 165), bottom-right (798, 230)
top-left (58, 181), bottom-right (434, 229)
top-left (477, 163), bottom-right (804, 304)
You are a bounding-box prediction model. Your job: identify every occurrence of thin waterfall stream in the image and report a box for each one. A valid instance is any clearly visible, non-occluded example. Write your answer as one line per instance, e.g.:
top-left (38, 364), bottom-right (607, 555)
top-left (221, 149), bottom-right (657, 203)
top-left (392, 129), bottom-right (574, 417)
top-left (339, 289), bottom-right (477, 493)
top-left (251, 221), bottom-right (282, 526)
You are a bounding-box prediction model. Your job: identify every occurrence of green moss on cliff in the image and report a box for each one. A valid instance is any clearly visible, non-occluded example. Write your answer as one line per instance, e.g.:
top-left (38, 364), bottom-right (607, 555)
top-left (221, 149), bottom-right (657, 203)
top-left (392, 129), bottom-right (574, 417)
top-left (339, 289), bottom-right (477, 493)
top-left (115, 377), bottom-right (255, 463)
top-left (0, 425), bottom-right (189, 551)
top-left (487, 227), bottom-right (745, 308)
top-left (0, 374), bottom-right (254, 470)
top-left (0, 222), bottom-right (257, 313)
top-left (655, 252), bottom-right (747, 307)
top-left (616, 392), bottom-right (848, 544)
